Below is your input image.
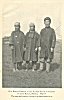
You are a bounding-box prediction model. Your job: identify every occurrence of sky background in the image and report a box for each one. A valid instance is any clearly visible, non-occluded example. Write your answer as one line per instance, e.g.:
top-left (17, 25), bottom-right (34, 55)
top-left (2, 0), bottom-right (62, 39)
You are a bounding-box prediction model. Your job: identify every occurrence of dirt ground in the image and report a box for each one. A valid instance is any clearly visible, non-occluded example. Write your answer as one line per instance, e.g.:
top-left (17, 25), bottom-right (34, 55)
top-left (2, 39), bottom-right (62, 88)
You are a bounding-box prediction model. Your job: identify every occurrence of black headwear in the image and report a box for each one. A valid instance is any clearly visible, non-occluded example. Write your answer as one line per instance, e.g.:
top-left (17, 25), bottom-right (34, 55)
top-left (44, 17), bottom-right (51, 23)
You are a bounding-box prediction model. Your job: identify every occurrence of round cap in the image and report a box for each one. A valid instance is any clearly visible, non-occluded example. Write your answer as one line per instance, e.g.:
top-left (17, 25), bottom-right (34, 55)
top-left (14, 22), bottom-right (20, 27)
top-left (29, 23), bottom-right (35, 27)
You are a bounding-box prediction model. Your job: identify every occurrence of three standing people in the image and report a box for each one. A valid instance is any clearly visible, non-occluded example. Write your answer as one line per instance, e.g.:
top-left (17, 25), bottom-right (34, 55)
top-left (10, 17), bottom-right (56, 72)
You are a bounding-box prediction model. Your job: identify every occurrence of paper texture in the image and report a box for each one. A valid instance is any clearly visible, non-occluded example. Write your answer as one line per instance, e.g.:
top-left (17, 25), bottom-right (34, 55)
top-left (0, 0), bottom-right (64, 99)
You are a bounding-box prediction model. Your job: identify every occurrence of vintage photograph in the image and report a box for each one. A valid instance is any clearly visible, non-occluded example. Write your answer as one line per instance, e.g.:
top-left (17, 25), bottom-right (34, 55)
top-left (2, 2), bottom-right (62, 88)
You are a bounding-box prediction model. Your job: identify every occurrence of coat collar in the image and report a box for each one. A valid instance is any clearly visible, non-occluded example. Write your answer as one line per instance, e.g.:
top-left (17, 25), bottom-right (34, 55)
top-left (28, 31), bottom-right (35, 38)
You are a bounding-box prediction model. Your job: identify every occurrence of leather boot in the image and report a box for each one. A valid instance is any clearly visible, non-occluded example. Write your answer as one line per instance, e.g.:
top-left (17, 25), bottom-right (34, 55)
top-left (38, 62), bottom-right (44, 71)
top-left (46, 62), bottom-right (50, 72)
top-left (32, 64), bottom-right (36, 71)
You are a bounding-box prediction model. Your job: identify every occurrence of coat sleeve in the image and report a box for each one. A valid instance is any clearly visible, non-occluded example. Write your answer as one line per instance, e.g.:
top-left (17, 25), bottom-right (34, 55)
top-left (25, 32), bottom-right (29, 47)
top-left (38, 30), bottom-right (42, 47)
top-left (9, 32), bottom-right (14, 46)
top-left (22, 32), bottom-right (25, 48)
top-left (51, 29), bottom-right (56, 48)
top-left (36, 33), bottom-right (40, 48)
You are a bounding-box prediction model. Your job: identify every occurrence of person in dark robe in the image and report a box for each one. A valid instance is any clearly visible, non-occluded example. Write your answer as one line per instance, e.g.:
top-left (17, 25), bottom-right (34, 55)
top-left (24, 23), bottom-right (39, 71)
top-left (9, 22), bottom-right (25, 72)
top-left (38, 17), bottom-right (56, 72)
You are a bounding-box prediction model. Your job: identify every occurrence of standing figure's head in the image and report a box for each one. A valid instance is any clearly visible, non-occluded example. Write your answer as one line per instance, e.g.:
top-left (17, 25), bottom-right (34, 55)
top-left (44, 17), bottom-right (51, 28)
top-left (29, 23), bottom-right (35, 31)
top-left (14, 22), bottom-right (20, 31)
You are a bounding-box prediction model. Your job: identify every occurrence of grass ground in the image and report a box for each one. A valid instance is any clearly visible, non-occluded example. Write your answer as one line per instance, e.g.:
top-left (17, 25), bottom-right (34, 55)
top-left (2, 39), bottom-right (62, 88)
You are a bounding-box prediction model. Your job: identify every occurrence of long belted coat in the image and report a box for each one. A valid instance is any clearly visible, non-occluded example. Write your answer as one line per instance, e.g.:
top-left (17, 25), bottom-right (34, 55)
top-left (24, 31), bottom-right (39, 61)
top-left (9, 30), bottom-right (25, 63)
top-left (39, 27), bottom-right (56, 59)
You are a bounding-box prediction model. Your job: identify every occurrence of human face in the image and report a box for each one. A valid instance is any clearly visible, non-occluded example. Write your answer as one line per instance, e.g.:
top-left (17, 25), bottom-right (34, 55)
top-left (44, 20), bottom-right (50, 28)
top-left (30, 26), bottom-right (35, 31)
top-left (15, 26), bottom-right (20, 31)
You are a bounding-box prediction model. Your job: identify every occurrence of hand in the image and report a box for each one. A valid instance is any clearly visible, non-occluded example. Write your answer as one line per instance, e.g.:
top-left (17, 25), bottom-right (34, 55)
top-left (23, 47), bottom-right (26, 51)
top-left (38, 47), bottom-right (41, 51)
top-left (22, 61), bottom-right (26, 66)
top-left (35, 48), bottom-right (37, 51)
top-left (51, 48), bottom-right (54, 52)
top-left (11, 46), bottom-right (14, 49)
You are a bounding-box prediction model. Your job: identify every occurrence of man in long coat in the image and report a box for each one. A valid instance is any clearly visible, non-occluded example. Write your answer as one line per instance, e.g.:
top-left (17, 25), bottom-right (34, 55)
top-left (38, 17), bottom-right (56, 72)
top-left (9, 22), bottom-right (25, 71)
top-left (24, 23), bottom-right (39, 71)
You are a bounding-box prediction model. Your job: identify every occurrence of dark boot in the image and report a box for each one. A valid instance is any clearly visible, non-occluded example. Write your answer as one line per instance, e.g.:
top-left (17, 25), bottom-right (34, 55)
top-left (17, 62), bottom-right (21, 70)
top-left (25, 61), bottom-right (29, 71)
top-left (32, 61), bottom-right (36, 71)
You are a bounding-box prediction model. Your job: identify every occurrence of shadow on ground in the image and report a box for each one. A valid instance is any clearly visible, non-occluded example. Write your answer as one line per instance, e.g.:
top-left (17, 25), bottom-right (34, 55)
top-left (50, 63), bottom-right (60, 72)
